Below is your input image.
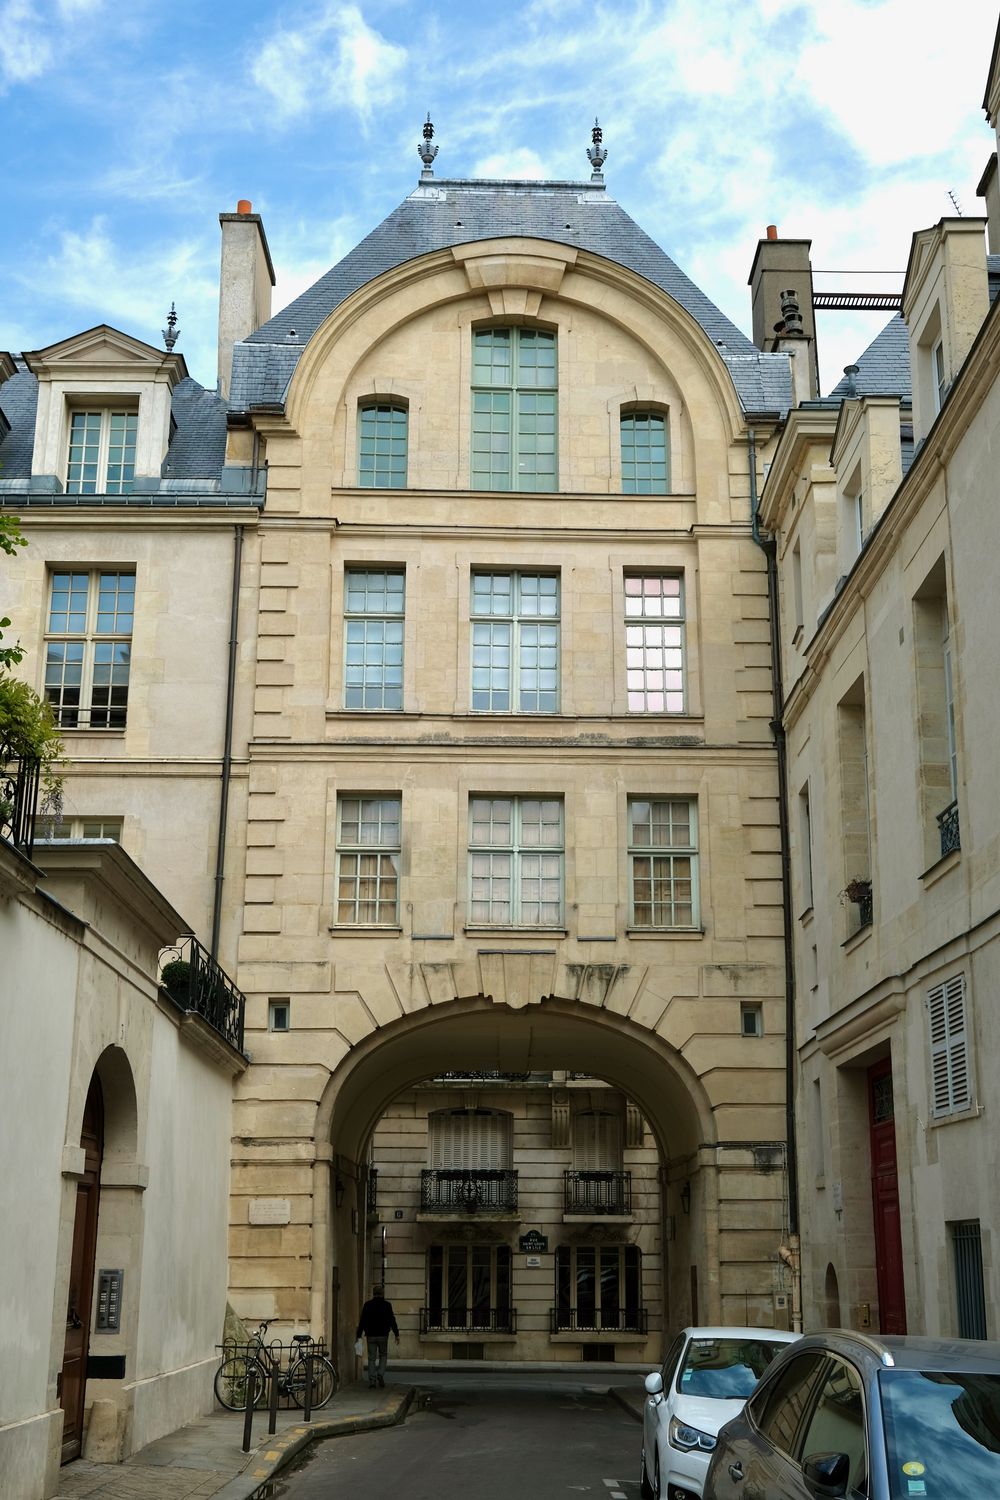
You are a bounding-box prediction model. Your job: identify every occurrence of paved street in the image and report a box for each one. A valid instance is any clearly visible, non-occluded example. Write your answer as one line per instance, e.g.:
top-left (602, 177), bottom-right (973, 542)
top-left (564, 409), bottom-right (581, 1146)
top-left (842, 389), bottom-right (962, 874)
top-left (269, 1372), bottom-right (643, 1498)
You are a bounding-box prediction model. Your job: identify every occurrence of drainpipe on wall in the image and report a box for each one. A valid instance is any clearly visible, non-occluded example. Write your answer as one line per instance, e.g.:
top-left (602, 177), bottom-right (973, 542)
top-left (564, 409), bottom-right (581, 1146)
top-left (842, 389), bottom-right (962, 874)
top-left (211, 523), bottom-right (243, 963)
top-left (748, 429), bottom-right (801, 1311)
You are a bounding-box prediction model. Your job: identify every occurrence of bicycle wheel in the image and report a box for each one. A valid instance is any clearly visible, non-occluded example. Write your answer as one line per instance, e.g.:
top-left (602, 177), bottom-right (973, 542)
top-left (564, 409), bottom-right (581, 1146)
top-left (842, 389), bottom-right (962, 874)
top-left (287, 1353), bottom-right (337, 1409)
top-left (214, 1354), bottom-right (266, 1411)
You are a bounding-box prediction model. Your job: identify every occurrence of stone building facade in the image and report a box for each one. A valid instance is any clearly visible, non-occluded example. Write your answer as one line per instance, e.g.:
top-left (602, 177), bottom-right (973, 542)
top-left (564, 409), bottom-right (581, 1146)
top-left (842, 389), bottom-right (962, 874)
top-left (1, 131), bottom-right (799, 1404)
top-left (758, 24), bottom-right (1000, 1339)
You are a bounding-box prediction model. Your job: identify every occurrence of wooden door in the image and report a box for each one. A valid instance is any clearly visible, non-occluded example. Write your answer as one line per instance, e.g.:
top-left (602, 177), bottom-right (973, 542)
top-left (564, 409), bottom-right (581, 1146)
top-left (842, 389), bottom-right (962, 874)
top-left (868, 1059), bottom-right (906, 1334)
top-left (60, 1076), bottom-right (103, 1462)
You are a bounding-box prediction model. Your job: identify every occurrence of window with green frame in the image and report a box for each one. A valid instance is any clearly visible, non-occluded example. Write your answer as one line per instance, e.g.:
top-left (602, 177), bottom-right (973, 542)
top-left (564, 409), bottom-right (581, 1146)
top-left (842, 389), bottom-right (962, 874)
top-left (471, 327), bottom-right (557, 492)
top-left (358, 401), bottom-right (408, 487)
top-left (620, 408), bottom-right (670, 493)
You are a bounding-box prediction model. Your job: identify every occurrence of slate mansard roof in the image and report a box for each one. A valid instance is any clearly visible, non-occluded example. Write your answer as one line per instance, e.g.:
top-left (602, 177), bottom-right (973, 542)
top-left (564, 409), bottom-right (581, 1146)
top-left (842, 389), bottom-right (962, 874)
top-left (230, 178), bottom-right (793, 417)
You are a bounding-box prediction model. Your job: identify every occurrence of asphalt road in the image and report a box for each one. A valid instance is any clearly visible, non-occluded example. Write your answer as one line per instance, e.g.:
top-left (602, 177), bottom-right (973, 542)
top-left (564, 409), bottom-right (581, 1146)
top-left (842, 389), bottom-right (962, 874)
top-left (271, 1372), bottom-right (645, 1498)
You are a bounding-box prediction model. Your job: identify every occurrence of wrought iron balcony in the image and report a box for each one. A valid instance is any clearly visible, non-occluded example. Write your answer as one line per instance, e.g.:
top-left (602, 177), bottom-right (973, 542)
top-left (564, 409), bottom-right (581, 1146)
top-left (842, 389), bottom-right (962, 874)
top-left (419, 1168), bottom-right (518, 1214)
top-left (937, 799), bottom-right (961, 858)
top-left (564, 1170), bottom-right (632, 1215)
top-left (434, 1070), bottom-right (531, 1082)
top-left (366, 1169), bottom-right (378, 1217)
top-left (550, 1307), bottom-right (648, 1335)
top-left (159, 935), bottom-right (245, 1053)
top-left (0, 753), bottom-right (40, 858)
top-left (420, 1306), bottom-right (517, 1334)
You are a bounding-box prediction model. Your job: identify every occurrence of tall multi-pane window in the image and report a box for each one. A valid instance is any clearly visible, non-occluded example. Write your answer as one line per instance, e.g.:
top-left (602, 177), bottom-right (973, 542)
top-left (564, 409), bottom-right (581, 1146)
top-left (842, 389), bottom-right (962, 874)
top-left (620, 409), bottom-right (669, 493)
top-left (344, 568), bottom-right (404, 710)
top-left (44, 570), bottom-right (134, 729)
top-left (624, 574), bottom-right (685, 713)
top-left (66, 410), bottom-right (137, 494)
top-left (426, 1244), bottom-right (513, 1332)
top-left (470, 571), bottom-right (559, 712)
top-left (357, 402), bottom-right (408, 487)
top-left (628, 797), bottom-right (698, 928)
top-left (335, 796), bottom-right (401, 925)
top-left (554, 1244), bottom-right (642, 1331)
top-left (468, 796), bottom-right (563, 927)
top-left (471, 327), bottom-right (557, 491)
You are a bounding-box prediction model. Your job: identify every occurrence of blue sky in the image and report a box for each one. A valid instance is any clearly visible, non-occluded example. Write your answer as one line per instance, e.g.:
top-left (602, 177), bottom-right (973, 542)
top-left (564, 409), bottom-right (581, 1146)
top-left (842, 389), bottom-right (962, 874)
top-left (2, 0), bottom-right (998, 394)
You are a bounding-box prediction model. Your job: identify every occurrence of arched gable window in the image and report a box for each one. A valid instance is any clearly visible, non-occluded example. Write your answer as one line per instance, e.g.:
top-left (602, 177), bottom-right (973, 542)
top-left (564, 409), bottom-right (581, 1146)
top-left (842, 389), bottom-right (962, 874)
top-left (358, 400), bottom-right (408, 487)
top-left (620, 407), bottom-right (670, 493)
top-left (471, 327), bottom-right (557, 492)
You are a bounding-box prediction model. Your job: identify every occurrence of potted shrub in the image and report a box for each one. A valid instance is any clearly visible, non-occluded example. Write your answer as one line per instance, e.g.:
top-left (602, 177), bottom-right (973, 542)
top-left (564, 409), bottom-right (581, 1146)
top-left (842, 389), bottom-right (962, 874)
top-left (160, 958), bottom-right (191, 1006)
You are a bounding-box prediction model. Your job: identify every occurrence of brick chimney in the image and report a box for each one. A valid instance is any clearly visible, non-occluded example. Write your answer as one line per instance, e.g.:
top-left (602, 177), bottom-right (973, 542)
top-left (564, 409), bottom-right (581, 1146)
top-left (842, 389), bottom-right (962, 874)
top-left (217, 201), bottom-right (275, 400)
top-left (748, 228), bottom-right (818, 399)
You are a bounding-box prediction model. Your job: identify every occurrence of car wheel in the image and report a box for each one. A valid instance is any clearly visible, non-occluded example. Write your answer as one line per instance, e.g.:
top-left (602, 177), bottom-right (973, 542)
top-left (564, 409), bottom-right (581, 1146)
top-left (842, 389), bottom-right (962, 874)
top-left (640, 1446), bottom-right (655, 1500)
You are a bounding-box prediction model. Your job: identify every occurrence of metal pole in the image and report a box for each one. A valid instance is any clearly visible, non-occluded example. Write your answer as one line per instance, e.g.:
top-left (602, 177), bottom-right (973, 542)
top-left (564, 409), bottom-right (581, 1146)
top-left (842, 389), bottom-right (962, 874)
top-left (211, 523), bottom-right (243, 962)
top-left (268, 1364), bottom-right (279, 1435)
top-left (242, 1362), bottom-right (255, 1452)
top-left (303, 1352), bottom-right (313, 1423)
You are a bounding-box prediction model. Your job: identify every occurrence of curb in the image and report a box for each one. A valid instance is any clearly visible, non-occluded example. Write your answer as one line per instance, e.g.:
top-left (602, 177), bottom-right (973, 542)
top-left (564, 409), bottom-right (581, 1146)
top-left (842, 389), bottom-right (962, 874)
top-left (608, 1385), bottom-right (644, 1423)
top-left (214, 1386), bottom-right (415, 1499)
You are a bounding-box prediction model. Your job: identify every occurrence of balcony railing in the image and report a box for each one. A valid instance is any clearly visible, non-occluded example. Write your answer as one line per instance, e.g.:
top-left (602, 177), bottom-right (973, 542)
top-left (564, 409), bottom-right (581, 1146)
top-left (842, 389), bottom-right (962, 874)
top-left (937, 800), bottom-right (961, 858)
top-left (419, 1168), bottom-right (518, 1214)
top-left (367, 1169), bottom-right (378, 1217)
top-left (159, 935), bottom-right (246, 1053)
top-left (434, 1070), bottom-right (531, 1082)
top-left (550, 1307), bottom-right (648, 1335)
top-left (0, 753), bottom-right (40, 858)
top-left (564, 1170), bottom-right (632, 1215)
top-left (420, 1306), bottom-right (517, 1334)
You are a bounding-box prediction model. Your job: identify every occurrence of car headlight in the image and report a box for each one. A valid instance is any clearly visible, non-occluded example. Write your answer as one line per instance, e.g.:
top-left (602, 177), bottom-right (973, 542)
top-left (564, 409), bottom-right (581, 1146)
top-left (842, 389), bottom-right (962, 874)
top-left (669, 1417), bottom-right (717, 1453)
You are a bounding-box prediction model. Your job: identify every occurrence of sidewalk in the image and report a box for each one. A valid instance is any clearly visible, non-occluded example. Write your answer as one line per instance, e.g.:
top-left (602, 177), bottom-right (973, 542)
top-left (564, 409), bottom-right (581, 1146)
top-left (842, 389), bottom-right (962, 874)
top-left (50, 1382), bottom-right (414, 1500)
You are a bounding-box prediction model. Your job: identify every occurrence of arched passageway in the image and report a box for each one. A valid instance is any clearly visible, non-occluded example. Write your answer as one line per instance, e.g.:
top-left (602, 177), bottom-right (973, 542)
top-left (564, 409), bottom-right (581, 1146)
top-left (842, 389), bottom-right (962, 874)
top-left (280, 995), bottom-right (791, 1374)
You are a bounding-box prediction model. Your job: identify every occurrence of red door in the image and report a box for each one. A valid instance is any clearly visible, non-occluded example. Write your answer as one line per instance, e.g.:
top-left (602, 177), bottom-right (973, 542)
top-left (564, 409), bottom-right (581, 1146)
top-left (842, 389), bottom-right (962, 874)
top-left (868, 1059), bottom-right (906, 1334)
top-left (60, 1076), bottom-right (104, 1462)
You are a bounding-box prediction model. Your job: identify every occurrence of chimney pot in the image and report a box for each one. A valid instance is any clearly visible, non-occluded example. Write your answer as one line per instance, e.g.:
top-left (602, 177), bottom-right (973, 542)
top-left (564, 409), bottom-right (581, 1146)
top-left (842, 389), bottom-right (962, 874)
top-left (766, 224), bottom-right (778, 240)
top-left (237, 199), bottom-right (252, 215)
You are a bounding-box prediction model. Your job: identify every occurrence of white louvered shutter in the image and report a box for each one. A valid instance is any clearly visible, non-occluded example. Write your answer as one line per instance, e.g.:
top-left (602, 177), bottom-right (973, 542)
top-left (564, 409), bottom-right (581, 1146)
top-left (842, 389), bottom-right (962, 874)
top-left (573, 1111), bottom-right (622, 1171)
top-left (429, 1110), bottom-right (511, 1169)
top-left (928, 974), bottom-right (970, 1116)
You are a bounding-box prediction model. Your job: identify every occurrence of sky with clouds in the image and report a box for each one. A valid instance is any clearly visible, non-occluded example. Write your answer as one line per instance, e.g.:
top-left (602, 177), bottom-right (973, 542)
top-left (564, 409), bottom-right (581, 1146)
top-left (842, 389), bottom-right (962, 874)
top-left (2, 0), bottom-right (998, 395)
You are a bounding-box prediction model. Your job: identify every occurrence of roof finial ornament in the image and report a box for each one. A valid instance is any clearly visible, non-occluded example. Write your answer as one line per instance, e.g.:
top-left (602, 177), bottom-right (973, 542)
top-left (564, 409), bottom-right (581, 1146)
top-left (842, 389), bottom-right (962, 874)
top-left (162, 301), bottom-right (180, 352)
top-left (586, 117), bottom-right (608, 182)
top-left (418, 113), bottom-right (439, 179)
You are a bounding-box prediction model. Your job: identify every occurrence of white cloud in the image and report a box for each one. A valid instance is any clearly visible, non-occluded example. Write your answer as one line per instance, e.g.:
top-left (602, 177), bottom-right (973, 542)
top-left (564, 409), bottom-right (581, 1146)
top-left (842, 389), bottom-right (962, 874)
top-left (471, 147), bottom-right (551, 180)
top-left (0, 1), bottom-right (53, 86)
top-left (251, 3), bottom-right (407, 121)
top-left (15, 218), bottom-right (220, 385)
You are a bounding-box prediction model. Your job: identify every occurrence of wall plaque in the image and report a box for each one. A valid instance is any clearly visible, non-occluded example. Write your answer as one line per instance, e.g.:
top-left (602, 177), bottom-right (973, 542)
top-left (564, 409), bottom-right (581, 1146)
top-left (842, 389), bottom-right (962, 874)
top-left (519, 1230), bottom-right (548, 1253)
top-left (249, 1198), bottom-right (291, 1225)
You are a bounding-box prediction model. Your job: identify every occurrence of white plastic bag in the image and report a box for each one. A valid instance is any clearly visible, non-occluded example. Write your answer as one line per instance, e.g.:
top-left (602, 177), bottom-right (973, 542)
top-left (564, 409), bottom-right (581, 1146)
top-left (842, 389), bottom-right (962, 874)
top-left (354, 1338), bottom-right (364, 1357)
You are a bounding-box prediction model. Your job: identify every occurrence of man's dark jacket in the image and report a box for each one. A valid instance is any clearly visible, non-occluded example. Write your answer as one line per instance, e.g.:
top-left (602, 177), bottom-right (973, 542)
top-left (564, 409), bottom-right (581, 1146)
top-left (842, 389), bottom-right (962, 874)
top-left (356, 1295), bottom-right (399, 1339)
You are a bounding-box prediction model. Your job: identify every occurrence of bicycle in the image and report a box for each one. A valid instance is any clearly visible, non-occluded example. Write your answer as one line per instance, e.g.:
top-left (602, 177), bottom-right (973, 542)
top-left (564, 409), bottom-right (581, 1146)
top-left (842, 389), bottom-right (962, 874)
top-left (214, 1319), bottom-right (338, 1411)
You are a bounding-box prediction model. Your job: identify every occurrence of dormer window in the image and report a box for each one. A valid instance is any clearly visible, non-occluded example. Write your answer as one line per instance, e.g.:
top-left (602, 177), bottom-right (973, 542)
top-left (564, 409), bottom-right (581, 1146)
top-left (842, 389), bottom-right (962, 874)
top-left (67, 409), bottom-right (138, 495)
top-left (931, 338), bottom-right (946, 413)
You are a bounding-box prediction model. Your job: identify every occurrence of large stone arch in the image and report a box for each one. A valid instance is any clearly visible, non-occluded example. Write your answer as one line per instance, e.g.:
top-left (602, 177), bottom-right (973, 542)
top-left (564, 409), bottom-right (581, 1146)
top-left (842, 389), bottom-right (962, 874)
top-left (305, 992), bottom-right (722, 1373)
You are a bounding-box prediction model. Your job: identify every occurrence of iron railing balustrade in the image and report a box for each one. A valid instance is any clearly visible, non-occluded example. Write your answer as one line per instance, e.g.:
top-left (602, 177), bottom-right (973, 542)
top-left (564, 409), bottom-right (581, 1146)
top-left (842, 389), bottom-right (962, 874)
top-left (160, 934), bottom-right (246, 1052)
top-left (937, 799), bottom-right (961, 858)
top-left (549, 1306), bottom-right (648, 1334)
top-left (564, 1170), bottom-right (632, 1215)
top-left (419, 1306), bottom-right (517, 1334)
top-left (419, 1168), bottom-right (518, 1214)
top-left (0, 753), bottom-right (40, 857)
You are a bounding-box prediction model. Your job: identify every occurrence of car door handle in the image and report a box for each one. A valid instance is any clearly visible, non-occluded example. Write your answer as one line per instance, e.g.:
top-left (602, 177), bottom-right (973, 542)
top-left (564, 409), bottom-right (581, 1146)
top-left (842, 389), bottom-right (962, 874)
top-left (728, 1463), bottom-right (744, 1482)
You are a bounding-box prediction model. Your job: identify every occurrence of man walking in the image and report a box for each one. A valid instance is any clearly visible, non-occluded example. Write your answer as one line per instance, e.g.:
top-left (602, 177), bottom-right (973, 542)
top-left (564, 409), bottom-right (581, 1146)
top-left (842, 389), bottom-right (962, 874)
top-left (355, 1285), bottom-right (399, 1389)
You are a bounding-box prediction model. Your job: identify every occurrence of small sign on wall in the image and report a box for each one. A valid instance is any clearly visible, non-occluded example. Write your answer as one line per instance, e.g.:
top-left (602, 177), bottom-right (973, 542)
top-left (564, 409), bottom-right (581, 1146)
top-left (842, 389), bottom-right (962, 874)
top-left (525, 1255), bottom-right (542, 1268)
top-left (249, 1198), bottom-right (291, 1226)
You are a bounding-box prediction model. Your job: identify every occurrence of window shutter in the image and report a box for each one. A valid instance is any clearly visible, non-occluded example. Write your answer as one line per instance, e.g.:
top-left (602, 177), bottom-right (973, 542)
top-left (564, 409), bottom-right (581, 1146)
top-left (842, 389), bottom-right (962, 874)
top-left (429, 1110), bottom-right (511, 1169)
top-left (928, 974), bottom-right (970, 1116)
top-left (573, 1111), bottom-right (622, 1171)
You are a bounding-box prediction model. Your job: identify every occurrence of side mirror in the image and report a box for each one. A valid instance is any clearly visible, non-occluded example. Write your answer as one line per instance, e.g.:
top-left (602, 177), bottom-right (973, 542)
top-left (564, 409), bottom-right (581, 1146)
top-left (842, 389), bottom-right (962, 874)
top-left (645, 1372), bottom-right (664, 1396)
top-left (803, 1452), bottom-right (851, 1499)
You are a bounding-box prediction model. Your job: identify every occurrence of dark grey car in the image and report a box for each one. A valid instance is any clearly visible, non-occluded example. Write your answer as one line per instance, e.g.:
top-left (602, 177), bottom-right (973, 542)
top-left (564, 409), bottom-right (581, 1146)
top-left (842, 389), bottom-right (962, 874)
top-left (704, 1329), bottom-right (1000, 1500)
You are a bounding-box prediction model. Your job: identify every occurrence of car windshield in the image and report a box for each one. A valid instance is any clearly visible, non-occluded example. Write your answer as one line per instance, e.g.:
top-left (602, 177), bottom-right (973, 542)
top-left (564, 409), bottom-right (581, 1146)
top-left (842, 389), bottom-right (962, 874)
top-left (880, 1368), bottom-right (1000, 1500)
top-left (677, 1339), bottom-right (788, 1399)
